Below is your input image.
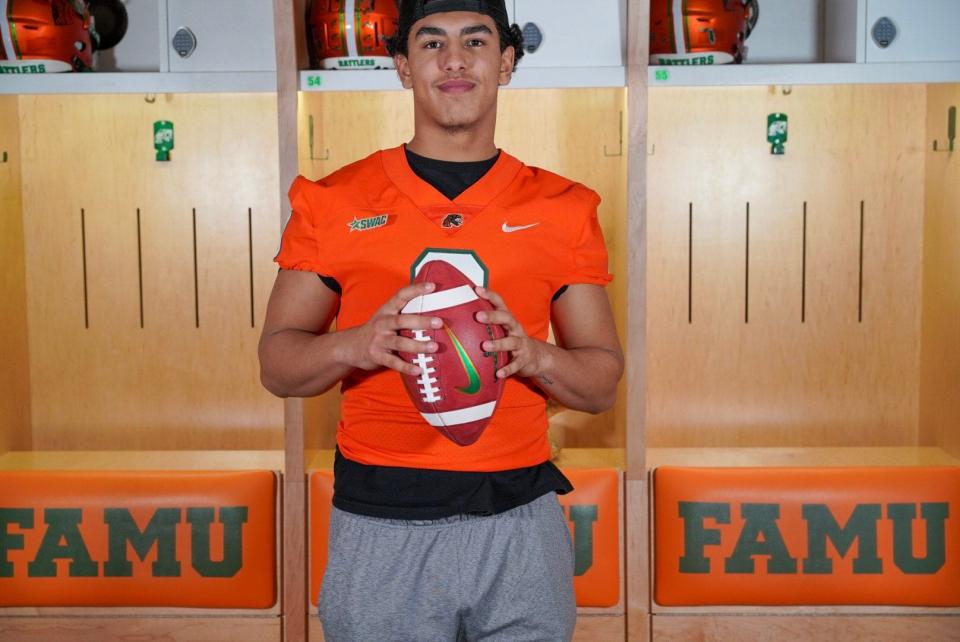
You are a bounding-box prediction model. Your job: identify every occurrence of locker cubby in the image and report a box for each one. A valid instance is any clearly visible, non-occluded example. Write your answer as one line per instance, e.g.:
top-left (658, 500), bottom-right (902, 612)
top-left (0, 92), bottom-right (283, 454)
top-left (0, 92), bottom-right (285, 641)
top-left (643, 81), bottom-right (960, 638)
top-left (644, 82), bottom-right (959, 465)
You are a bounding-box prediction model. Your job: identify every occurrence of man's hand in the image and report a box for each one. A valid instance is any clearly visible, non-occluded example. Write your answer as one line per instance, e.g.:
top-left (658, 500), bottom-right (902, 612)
top-left (347, 282), bottom-right (443, 377)
top-left (474, 283), bottom-right (623, 414)
top-left (259, 271), bottom-right (446, 398)
top-left (475, 286), bottom-right (551, 380)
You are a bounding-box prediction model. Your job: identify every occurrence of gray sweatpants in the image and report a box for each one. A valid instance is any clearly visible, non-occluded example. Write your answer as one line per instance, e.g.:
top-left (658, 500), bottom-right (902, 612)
top-left (318, 492), bottom-right (576, 642)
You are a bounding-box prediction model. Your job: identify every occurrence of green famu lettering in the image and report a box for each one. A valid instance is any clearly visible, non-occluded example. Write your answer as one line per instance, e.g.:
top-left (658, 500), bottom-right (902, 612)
top-left (188, 506), bottom-right (247, 577)
top-left (677, 500), bottom-right (949, 576)
top-left (889, 503), bottom-right (948, 574)
top-left (567, 505), bottom-right (598, 576)
top-left (725, 504), bottom-right (797, 574)
top-left (803, 504), bottom-right (882, 574)
top-left (104, 508), bottom-right (182, 577)
top-left (0, 508), bottom-right (33, 577)
top-left (28, 509), bottom-right (98, 577)
top-left (679, 502), bottom-right (729, 573)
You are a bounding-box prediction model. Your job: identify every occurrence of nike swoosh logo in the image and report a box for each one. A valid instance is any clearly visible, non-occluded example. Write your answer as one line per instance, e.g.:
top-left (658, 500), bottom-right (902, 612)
top-left (444, 325), bottom-right (482, 395)
top-left (501, 222), bottom-right (540, 233)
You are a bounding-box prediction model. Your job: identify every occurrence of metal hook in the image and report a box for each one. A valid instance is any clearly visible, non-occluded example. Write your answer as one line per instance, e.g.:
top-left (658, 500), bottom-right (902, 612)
top-left (648, 143), bottom-right (656, 156)
top-left (1, 151), bottom-right (7, 163)
top-left (933, 105), bottom-right (956, 153)
top-left (782, 85), bottom-right (793, 96)
top-left (308, 115), bottom-right (331, 161)
top-left (144, 93), bottom-right (157, 104)
top-left (603, 110), bottom-right (624, 157)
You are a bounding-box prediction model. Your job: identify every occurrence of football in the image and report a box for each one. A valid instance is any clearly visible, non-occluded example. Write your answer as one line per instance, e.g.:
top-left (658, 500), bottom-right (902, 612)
top-left (398, 260), bottom-right (509, 446)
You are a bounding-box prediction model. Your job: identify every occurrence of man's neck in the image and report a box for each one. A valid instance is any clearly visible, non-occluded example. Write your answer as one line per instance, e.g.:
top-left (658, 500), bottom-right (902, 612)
top-left (406, 122), bottom-right (498, 162)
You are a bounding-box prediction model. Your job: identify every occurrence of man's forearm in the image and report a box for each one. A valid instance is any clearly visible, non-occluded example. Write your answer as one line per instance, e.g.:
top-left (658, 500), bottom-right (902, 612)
top-left (531, 343), bottom-right (623, 414)
top-left (259, 327), bottom-right (359, 398)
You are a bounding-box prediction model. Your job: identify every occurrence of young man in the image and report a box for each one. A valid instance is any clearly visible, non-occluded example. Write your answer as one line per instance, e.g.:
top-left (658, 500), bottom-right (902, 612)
top-left (259, 1), bottom-right (623, 639)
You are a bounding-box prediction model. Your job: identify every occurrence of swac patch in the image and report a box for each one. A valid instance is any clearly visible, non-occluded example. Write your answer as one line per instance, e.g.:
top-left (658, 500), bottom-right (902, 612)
top-left (347, 214), bottom-right (391, 233)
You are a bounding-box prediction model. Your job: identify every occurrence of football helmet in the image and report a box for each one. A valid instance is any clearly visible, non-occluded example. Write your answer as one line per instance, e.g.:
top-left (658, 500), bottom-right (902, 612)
top-left (0, 0), bottom-right (99, 73)
top-left (307, 0), bottom-right (399, 70)
top-left (650, 0), bottom-right (759, 65)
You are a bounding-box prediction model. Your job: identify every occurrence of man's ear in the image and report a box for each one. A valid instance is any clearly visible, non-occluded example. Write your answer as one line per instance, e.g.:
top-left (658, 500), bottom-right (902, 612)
top-left (498, 46), bottom-right (516, 86)
top-left (395, 54), bottom-right (413, 89)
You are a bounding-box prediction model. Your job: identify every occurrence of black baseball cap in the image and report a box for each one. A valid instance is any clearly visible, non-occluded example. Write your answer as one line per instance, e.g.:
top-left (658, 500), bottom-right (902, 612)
top-left (387, 0), bottom-right (523, 63)
top-left (398, 0), bottom-right (511, 34)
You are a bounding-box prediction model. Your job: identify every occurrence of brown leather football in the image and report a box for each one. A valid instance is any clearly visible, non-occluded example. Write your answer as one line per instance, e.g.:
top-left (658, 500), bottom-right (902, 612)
top-left (398, 260), bottom-right (509, 446)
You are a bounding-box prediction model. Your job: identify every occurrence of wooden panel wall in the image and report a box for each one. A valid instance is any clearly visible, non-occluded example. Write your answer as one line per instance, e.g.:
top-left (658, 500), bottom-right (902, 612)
top-left (498, 89), bottom-right (628, 449)
top-left (0, 96), bottom-right (31, 453)
top-left (920, 83), bottom-right (960, 458)
top-left (18, 94), bottom-right (283, 450)
top-left (646, 85), bottom-right (926, 448)
top-left (296, 88), bottom-right (628, 450)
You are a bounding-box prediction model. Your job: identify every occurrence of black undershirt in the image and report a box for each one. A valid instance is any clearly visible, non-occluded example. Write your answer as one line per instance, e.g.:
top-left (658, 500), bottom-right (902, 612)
top-left (405, 146), bottom-right (500, 200)
top-left (325, 146), bottom-right (574, 519)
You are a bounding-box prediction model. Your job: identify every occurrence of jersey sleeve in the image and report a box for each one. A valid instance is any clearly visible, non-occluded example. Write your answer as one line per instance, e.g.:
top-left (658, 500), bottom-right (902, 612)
top-left (274, 175), bottom-right (333, 275)
top-left (568, 188), bottom-right (613, 286)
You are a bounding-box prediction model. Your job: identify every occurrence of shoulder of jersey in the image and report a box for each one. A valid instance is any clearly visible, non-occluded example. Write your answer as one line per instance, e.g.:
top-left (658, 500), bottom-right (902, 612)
top-left (503, 163), bottom-right (601, 212)
top-left (289, 150), bottom-right (392, 210)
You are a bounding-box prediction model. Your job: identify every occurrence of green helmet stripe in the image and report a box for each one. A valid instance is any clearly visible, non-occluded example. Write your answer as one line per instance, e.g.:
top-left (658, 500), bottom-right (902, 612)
top-left (8, 0), bottom-right (22, 58)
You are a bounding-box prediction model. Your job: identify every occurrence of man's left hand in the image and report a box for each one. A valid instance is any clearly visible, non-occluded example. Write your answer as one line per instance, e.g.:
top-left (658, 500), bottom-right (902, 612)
top-left (474, 286), bottom-right (549, 380)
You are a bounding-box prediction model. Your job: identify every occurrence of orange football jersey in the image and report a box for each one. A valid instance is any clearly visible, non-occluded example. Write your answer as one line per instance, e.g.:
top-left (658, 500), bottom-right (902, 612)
top-left (276, 145), bottom-right (611, 472)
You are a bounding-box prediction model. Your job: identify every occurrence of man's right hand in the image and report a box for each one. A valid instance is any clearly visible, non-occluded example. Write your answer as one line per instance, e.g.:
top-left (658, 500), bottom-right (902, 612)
top-left (346, 282), bottom-right (443, 376)
top-left (259, 271), bottom-right (446, 398)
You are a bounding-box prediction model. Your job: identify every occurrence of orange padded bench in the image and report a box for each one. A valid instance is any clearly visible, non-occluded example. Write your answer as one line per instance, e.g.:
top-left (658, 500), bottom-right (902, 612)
top-left (0, 470), bottom-right (277, 608)
top-left (653, 466), bottom-right (960, 607)
top-left (309, 468), bottom-right (621, 609)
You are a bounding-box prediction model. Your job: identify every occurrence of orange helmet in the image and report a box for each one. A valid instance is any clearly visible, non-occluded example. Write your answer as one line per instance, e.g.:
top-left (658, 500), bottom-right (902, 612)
top-left (307, 0), bottom-right (399, 70)
top-left (0, 0), bottom-right (98, 73)
top-left (650, 0), bottom-right (759, 65)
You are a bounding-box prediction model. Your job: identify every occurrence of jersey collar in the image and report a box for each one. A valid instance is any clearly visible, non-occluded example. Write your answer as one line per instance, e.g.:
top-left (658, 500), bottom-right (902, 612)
top-left (380, 145), bottom-right (523, 230)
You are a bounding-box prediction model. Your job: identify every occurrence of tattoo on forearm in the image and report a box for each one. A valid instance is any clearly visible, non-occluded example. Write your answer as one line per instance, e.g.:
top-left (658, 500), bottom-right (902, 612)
top-left (539, 374), bottom-right (555, 385)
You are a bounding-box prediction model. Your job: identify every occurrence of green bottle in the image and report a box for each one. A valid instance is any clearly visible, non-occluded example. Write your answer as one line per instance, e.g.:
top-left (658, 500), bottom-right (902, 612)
top-left (767, 113), bottom-right (788, 155)
top-left (154, 121), bottom-right (174, 162)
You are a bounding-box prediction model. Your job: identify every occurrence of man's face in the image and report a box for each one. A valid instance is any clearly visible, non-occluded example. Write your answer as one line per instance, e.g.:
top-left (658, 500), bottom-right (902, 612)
top-left (396, 11), bottom-right (515, 134)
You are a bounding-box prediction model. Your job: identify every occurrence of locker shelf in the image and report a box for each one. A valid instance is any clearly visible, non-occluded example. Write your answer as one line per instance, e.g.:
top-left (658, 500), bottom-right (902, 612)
top-left (0, 72), bottom-right (277, 95)
top-left (298, 67), bottom-right (627, 92)
top-left (650, 62), bottom-right (960, 87)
